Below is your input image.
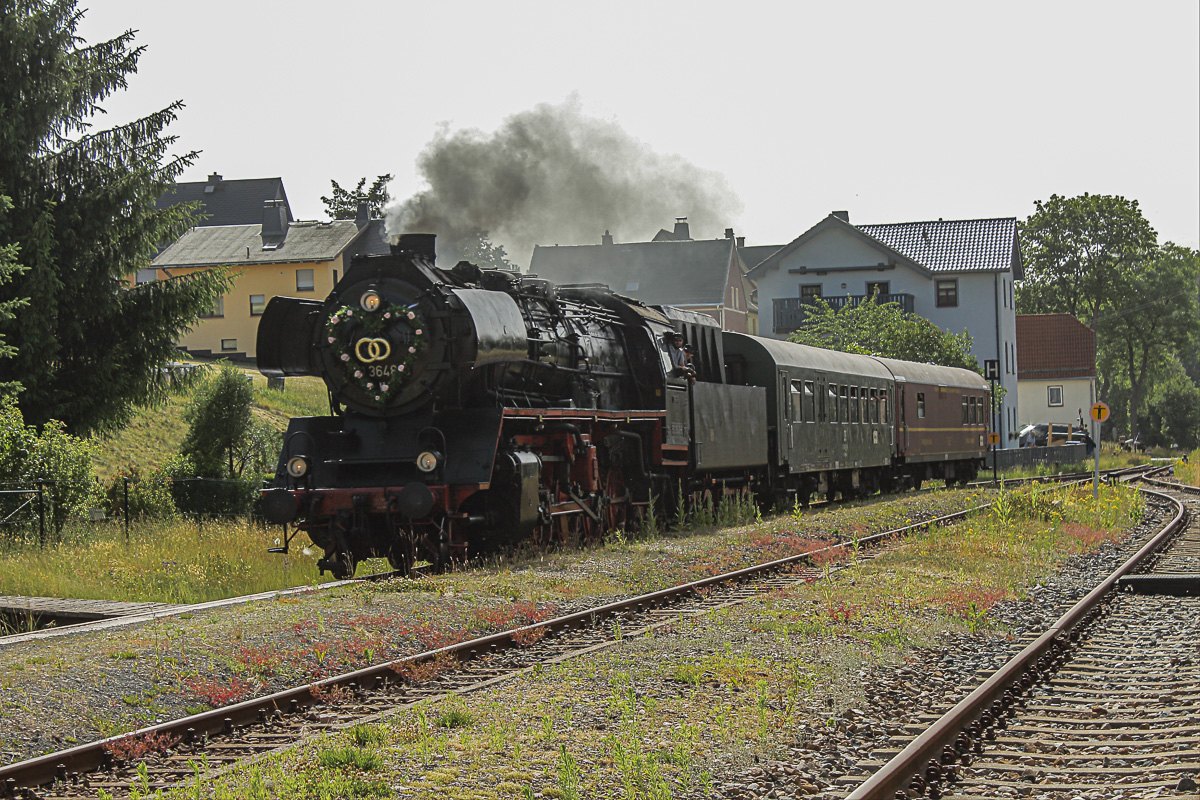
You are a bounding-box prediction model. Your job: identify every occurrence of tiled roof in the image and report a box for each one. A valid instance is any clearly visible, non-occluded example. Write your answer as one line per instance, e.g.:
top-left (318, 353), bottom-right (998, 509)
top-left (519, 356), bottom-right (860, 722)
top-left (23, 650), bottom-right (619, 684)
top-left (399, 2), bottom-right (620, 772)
top-left (738, 244), bottom-right (782, 273)
top-left (529, 238), bottom-right (737, 306)
top-left (1016, 314), bottom-right (1096, 380)
top-left (153, 219), bottom-right (388, 267)
top-left (157, 176), bottom-right (292, 227)
top-left (858, 218), bottom-right (1021, 278)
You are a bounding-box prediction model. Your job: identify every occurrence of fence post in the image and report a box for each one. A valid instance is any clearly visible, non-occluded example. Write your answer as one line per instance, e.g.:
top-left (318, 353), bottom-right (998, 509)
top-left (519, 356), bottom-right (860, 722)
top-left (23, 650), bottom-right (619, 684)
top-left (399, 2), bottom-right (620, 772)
top-left (36, 479), bottom-right (45, 549)
top-left (123, 476), bottom-right (131, 545)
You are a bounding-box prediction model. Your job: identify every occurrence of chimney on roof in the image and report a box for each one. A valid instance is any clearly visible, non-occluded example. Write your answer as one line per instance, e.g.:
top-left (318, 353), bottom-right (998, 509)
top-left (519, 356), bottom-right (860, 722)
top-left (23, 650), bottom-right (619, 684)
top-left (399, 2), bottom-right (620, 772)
top-left (736, 236), bottom-right (745, 248)
top-left (355, 200), bottom-right (370, 229)
top-left (207, 173), bottom-right (223, 185)
top-left (724, 227), bottom-right (734, 239)
top-left (261, 200), bottom-right (289, 249)
top-left (601, 229), bottom-right (614, 246)
top-left (673, 217), bottom-right (690, 240)
top-left (831, 210), bottom-right (849, 222)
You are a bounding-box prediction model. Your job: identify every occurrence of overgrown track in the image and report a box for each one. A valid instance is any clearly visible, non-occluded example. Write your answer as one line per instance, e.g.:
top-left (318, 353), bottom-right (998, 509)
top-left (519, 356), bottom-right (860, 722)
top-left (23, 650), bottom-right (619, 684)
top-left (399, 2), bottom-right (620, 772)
top-left (847, 471), bottom-right (1196, 799)
top-left (0, 499), bottom-right (997, 799)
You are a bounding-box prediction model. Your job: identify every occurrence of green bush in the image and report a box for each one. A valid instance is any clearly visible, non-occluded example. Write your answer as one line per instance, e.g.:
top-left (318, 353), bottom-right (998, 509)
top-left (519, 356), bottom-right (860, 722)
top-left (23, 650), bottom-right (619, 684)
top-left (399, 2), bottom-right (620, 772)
top-left (164, 454), bottom-right (257, 518)
top-left (0, 398), bottom-right (99, 537)
top-left (104, 464), bottom-right (178, 520)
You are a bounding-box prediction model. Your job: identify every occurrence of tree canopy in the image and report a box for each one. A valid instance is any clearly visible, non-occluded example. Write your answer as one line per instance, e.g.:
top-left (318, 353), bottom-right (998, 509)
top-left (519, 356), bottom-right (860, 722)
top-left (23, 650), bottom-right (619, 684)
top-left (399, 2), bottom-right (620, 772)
top-left (459, 230), bottom-right (519, 271)
top-left (787, 296), bottom-right (979, 372)
top-left (1017, 193), bottom-right (1200, 442)
top-left (320, 175), bottom-right (392, 220)
top-left (0, 1), bottom-right (230, 433)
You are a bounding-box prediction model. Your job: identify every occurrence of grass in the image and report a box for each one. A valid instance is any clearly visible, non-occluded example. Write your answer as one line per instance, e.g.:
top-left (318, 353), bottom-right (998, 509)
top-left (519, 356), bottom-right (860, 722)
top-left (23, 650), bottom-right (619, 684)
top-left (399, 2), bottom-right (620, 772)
top-left (156, 481), bottom-right (1143, 799)
top-left (1176, 449), bottom-right (1200, 486)
top-left (90, 363), bottom-right (328, 482)
top-left (0, 518), bottom-right (327, 603)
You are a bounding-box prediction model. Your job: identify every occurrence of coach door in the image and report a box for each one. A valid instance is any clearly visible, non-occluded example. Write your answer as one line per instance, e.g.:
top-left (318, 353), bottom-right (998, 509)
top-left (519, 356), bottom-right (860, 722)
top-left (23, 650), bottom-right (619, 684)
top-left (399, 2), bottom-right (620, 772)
top-left (896, 381), bottom-right (908, 454)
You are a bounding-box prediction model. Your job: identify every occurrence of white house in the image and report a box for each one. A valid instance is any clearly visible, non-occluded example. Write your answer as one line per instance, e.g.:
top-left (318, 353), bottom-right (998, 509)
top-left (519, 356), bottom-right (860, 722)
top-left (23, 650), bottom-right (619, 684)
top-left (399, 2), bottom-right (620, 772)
top-left (746, 212), bottom-right (1022, 445)
top-left (1016, 314), bottom-right (1096, 431)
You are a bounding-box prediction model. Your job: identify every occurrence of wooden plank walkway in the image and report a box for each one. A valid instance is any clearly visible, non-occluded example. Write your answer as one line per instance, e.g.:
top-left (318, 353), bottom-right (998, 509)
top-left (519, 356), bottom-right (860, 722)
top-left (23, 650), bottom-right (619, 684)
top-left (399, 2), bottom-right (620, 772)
top-left (0, 594), bottom-right (180, 621)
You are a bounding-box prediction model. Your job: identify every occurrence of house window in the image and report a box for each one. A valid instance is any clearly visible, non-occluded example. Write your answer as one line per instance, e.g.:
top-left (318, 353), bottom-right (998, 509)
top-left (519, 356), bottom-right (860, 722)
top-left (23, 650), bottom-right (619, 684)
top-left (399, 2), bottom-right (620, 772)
top-left (1048, 385), bottom-right (1064, 407)
top-left (865, 281), bottom-right (889, 299)
top-left (800, 284), bottom-right (822, 304)
top-left (333, 269), bottom-right (339, 285)
top-left (730, 286), bottom-right (740, 309)
top-left (296, 269), bottom-right (315, 292)
top-left (201, 296), bottom-right (224, 318)
top-left (135, 268), bottom-right (157, 286)
top-left (916, 392), bottom-right (926, 419)
top-left (249, 294), bottom-right (266, 316)
top-left (935, 279), bottom-right (958, 307)
top-left (220, 338), bottom-right (237, 352)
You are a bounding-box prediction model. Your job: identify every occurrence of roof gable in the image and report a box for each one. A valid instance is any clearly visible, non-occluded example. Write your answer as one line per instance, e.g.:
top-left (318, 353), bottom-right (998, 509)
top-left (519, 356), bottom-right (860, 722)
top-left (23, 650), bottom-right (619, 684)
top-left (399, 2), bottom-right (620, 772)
top-left (747, 215), bottom-right (930, 279)
top-left (529, 238), bottom-right (736, 306)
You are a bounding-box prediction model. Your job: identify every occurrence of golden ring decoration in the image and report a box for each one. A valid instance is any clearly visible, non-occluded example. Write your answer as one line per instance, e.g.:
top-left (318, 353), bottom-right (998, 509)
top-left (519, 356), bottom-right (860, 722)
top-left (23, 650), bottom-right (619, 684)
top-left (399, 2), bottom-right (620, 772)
top-left (355, 337), bottom-right (392, 364)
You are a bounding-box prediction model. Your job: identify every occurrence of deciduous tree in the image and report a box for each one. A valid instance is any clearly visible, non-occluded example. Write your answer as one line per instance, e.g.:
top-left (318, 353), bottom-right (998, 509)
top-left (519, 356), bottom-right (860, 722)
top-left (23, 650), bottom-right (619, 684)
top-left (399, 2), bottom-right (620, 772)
top-left (0, 1), bottom-right (229, 433)
top-left (321, 175), bottom-right (392, 220)
top-left (788, 296), bottom-right (978, 371)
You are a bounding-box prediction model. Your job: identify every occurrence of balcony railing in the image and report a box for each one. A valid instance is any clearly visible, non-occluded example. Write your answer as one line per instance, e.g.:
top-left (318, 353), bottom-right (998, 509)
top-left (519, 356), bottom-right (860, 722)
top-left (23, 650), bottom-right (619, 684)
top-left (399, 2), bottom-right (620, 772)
top-left (773, 293), bottom-right (915, 335)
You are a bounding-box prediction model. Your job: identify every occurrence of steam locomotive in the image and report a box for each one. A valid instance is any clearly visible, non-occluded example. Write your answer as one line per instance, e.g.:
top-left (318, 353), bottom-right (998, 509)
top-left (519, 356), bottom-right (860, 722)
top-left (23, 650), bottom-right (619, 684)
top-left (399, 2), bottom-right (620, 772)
top-left (257, 234), bottom-right (989, 578)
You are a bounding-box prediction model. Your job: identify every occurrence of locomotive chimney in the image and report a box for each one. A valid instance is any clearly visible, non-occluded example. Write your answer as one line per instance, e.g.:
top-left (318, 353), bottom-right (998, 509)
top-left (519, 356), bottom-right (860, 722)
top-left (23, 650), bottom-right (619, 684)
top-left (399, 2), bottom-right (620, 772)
top-left (261, 200), bottom-right (289, 249)
top-left (393, 233), bottom-right (437, 262)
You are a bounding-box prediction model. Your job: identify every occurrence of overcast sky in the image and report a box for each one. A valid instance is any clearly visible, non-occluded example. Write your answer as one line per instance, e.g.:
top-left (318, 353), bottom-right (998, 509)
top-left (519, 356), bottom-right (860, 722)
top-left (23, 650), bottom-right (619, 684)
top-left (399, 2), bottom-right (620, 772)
top-left (79, 1), bottom-right (1199, 261)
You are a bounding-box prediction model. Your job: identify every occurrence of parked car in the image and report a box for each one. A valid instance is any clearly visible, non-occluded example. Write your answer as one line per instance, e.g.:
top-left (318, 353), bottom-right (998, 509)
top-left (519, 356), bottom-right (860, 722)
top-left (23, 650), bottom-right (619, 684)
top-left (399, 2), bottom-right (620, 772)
top-left (1018, 423), bottom-right (1094, 454)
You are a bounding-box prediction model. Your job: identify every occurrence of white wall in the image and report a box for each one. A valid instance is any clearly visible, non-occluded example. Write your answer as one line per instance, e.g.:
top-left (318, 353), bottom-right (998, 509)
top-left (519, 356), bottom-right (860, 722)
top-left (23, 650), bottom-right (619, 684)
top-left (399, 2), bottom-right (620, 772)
top-left (1018, 378), bottom-right (1096, 428)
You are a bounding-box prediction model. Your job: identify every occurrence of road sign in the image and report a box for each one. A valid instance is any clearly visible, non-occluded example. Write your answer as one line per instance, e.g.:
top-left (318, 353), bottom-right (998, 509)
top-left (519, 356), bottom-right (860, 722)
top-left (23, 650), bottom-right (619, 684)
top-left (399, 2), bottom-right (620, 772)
top-left (1090, 402), bottom-right (1110, 423)
top-left (984, 359), bottom-right (999, 380)
top-left (988, 432), bottom-right (1001, 446)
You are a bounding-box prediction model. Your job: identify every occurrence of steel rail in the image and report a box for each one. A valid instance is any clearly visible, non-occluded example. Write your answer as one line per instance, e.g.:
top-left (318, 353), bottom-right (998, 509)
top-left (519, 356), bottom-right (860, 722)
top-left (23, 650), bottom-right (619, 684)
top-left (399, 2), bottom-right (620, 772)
top-left (845, 484), bottom-right (1188, 800)
top-left (0, 501), bottom-right (995, 794)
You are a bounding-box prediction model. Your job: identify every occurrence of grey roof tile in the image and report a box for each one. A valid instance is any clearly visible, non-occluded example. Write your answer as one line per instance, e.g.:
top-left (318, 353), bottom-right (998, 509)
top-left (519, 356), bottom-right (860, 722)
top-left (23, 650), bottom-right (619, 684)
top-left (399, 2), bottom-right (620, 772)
top-left (157, 176), bottom-right (292, 227)
top-left (153, 219), bottom-right (381, 267)
top-left (529, 238), bottom-right (736, 306)
top-left (858, 218), bottom-right (1020, 277)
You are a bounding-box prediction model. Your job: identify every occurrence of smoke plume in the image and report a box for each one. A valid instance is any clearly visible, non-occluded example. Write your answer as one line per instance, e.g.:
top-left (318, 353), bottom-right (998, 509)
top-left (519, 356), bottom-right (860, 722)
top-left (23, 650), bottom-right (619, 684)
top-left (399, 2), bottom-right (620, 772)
top-left (386, 99), bottom-right (742, 268)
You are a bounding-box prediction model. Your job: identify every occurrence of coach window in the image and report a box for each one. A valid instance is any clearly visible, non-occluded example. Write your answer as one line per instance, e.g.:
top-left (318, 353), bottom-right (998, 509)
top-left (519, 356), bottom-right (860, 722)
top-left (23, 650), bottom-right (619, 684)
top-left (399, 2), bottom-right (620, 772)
top-left (916, 392), bottom-right (926, 419)
top-left (250, 294), bottom-right (266, 316)
top-left (862, 390), bottom-right (870, 423)
top-left (829, 385), bottom-right (839, 422)
top-left (1048, 385), bottom-right (1064, 407)
top-left (936, 279), bottom-right (958, 308)
top-left (880, 390), bottom-right (889, 423)
top-left (296, 268), bottom-right (315, 292)
top-left (839, 386), bottom-right (849, 422)
top-left (804, 381), bottom-right (816, 421)
top-left (850, 387), bottom-right (859, 423)
top-left (869, 388), bottom-right (879, 423)
top-left (791, 380), bottom-right (804, 421)
top-left (962, 396), bottom-right (969, 424)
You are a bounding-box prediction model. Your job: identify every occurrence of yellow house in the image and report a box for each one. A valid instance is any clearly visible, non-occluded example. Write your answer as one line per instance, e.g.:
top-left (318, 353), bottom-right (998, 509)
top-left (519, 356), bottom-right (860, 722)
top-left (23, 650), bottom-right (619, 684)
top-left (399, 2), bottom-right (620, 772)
top-left (151, 203), bottom-right (388, 359)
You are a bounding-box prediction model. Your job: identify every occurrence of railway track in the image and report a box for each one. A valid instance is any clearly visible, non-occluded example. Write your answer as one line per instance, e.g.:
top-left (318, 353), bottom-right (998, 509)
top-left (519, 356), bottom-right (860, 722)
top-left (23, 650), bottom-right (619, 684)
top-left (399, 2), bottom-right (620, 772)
top-left (846, 471), bottom-right (1198, 799)
top-left (0, 496), bottom-right (999, 799)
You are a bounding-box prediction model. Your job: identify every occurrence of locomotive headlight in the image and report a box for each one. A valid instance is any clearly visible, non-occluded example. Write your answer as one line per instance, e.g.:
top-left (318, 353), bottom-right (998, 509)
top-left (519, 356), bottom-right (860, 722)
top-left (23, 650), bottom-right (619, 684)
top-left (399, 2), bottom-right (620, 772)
top-left (286, 455), bottom-right (310, 479)
top-left (415, 450), bottom-right (440, 473)
top-left (360, 289), bottom-right (382, 313)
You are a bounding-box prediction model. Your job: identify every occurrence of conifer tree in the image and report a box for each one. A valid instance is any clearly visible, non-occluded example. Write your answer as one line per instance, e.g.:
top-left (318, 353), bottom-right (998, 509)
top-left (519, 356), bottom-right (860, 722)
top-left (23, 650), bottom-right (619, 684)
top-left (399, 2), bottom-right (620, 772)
top-left (0, 1), bottom-right (230, 433)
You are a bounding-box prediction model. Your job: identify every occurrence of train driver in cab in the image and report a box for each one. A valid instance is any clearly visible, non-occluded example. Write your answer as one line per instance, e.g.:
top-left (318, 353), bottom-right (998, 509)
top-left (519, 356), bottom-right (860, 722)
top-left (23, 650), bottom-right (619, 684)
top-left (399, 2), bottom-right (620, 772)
top-left (667, 333), bottom-right (696, 383)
